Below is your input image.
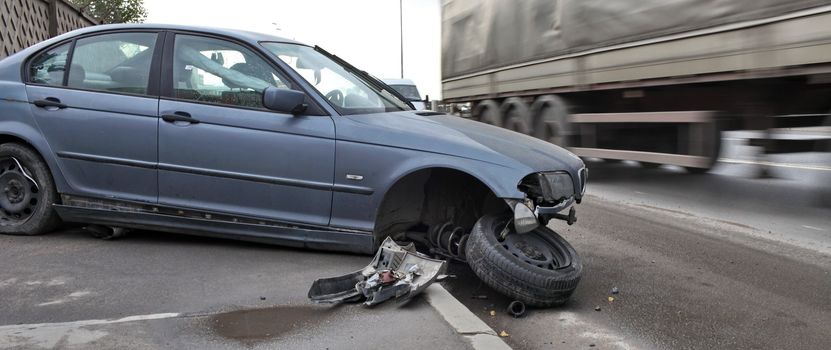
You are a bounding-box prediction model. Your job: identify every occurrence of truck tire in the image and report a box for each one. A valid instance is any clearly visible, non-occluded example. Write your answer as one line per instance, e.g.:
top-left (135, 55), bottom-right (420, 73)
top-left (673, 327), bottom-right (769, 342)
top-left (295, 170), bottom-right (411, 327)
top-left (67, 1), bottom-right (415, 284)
top-left (501, 98), bottom-right (532, 135)
top-left (474, 100), bottom-right (503, 127)
top-left (465, 213), bottom-right (582, 307)
top-left (0, 143), bottom-right (61, 236)
top-left (685, 120), bottom-right (722, 174)
top-left (531, 95), bottom-right (572, 146)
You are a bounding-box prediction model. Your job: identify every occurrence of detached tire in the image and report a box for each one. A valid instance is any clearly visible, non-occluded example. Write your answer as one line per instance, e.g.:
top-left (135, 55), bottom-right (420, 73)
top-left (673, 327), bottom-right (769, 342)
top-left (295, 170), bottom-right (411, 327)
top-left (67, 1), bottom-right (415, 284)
top-left (0, 143), bottom-right (61, 235)
top-left (465, 213), bottom-right (582, 307)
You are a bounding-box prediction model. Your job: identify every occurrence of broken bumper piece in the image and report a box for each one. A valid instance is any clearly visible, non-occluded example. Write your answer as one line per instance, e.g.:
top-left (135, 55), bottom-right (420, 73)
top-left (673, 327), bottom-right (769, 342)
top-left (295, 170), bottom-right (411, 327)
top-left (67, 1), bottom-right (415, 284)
top-left (308, 237), bottom-right (447, 306)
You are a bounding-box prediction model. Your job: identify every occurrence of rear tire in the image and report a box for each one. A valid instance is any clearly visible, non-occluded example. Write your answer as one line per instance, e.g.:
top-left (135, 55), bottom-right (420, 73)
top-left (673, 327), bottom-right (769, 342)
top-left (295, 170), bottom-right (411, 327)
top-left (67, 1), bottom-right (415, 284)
top-left (0, 143), bottom-right (61, 235)
top-left (465, 213), bottom-right (582, 307)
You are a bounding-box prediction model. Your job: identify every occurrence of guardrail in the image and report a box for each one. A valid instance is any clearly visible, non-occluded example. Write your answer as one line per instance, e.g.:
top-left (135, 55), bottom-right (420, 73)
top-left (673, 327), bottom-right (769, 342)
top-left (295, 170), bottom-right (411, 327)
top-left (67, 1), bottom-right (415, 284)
top-left (1, 0), bottom-right (98, 59)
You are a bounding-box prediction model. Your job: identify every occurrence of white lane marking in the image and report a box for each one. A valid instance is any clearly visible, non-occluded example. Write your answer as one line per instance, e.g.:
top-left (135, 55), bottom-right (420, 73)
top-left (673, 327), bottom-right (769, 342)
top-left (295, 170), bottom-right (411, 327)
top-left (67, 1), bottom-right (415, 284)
top-left (0, 313), bottom-right (179, 349)
top-left (425, 284), bottom-right (512, 350)
top-left (719, 158), bottom-right (831, 171)
top-left (802, 225), bottom-right (826, 232)
top-left (0, 313), bottom-right (180, 331)
top-left (37, 290), bottom-right (92, 307)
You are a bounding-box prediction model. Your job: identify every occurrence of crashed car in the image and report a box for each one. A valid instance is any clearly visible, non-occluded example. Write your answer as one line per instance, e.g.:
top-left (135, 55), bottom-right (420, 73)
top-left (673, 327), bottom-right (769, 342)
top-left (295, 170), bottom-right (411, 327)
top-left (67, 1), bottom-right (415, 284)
top-left (0, 24), bottom-right (586, 306)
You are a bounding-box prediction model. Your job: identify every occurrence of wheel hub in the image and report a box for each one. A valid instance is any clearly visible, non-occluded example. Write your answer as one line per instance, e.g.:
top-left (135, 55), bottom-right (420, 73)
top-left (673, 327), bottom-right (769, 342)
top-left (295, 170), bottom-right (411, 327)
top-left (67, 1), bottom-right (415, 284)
top-left (0, 174), bottom-right (30, 213)
top-left (500, 230), bottom-right (570, 270)
top-left (0, 157), bottom-right (40, 223)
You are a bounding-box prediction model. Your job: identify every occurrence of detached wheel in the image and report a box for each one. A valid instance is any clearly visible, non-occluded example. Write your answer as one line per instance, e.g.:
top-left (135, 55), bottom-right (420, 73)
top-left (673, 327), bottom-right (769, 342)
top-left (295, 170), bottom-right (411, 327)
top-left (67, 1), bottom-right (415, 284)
top-left (0, 143), bottom-right (61, 235)
top-left (465, 213), bottom-right (582, 307)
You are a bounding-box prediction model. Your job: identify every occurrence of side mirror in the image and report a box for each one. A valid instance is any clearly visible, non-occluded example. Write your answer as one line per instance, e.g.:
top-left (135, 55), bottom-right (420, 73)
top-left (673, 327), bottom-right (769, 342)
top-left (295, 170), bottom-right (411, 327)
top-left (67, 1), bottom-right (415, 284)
top-left (263, 86), bottom-right (308, 115)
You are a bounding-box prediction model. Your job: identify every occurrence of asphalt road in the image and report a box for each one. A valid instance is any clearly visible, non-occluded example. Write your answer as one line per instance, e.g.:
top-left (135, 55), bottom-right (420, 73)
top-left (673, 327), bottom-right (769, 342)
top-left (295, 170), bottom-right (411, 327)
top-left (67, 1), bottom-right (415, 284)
top-left (1, 134), bottom-right (829, 349)
top-left (0, 229), bottom-right (473, 349)
top-left (446, 159), bottom-right (831, 350)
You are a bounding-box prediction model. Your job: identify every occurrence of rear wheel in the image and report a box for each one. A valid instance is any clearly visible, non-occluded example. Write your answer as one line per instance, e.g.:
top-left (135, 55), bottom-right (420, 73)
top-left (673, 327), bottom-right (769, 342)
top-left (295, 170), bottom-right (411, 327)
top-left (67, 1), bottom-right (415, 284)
top-left (465, 213), bottom-right (582, 307)
top-left (0, 143), bottom-right (61, 235)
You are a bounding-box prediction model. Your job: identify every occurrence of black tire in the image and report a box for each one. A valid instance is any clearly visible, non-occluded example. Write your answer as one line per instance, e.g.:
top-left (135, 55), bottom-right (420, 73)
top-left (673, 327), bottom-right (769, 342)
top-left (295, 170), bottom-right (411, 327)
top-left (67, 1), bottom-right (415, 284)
top-left (474, 100), bottom-right (503, 127)
top-left (465, 213), bottom-right (582, 307)
top-left (0, 143), bottom-right (61, 235)
top-left (501, 98), bottom-right (532, 135)
top-left (531, 95), bottom-right (573, 147)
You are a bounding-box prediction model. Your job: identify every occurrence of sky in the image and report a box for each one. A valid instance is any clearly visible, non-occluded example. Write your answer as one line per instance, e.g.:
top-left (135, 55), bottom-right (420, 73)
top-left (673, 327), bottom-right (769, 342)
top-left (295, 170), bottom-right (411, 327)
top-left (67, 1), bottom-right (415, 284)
top-left (143, 0), bottom-right (442, 99)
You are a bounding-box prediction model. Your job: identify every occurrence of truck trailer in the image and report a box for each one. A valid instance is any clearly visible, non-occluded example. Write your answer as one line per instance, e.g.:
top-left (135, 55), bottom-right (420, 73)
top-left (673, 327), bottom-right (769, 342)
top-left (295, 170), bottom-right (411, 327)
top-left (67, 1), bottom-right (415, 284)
top-left (441, 0), bottom-right (831, 172)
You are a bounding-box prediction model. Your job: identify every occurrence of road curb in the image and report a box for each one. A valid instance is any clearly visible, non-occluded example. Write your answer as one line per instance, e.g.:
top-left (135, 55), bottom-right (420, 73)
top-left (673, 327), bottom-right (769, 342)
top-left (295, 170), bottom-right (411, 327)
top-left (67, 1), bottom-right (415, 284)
top-left (425, 284), bottom-right (512, 350)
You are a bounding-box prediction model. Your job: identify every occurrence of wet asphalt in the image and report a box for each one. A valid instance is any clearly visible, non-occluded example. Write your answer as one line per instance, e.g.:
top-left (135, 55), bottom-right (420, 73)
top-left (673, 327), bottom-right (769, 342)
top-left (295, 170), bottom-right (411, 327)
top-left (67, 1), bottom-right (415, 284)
top-left (1, 136), bottom-right (830, 349)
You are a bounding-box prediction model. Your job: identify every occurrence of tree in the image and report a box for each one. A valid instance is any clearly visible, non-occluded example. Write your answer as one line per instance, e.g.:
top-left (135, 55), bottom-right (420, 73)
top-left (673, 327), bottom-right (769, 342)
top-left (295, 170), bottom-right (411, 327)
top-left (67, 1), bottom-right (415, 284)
top-left (70, 0), bottom-right (148, 24)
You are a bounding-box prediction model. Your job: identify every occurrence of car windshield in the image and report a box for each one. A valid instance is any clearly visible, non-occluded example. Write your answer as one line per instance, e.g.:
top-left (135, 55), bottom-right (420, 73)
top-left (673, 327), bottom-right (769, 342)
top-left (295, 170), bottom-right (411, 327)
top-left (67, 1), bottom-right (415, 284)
top-left (261, 42), bottom-right (411, 115)
top-left (389, 84), bottom-right (421, 101)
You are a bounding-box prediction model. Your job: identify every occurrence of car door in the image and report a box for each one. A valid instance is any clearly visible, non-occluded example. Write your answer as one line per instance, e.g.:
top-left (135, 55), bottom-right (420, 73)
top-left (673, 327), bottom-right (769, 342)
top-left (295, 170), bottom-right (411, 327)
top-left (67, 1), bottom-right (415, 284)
top-left (157, 33), bottom-right (336, 226)
top-left (25, 31), bottom-right (162, 203)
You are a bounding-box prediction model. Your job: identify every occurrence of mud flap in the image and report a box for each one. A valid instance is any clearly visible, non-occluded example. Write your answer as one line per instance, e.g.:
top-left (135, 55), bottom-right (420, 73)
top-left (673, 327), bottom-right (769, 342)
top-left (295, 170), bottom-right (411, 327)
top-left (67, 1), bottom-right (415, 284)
top-left (308, 237), bottom-right (447, 306)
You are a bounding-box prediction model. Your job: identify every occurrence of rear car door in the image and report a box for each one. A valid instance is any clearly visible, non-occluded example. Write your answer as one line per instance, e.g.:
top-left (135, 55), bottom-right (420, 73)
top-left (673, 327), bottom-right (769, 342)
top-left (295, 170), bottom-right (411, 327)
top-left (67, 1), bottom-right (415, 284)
top-left (157, 33), bottom-right (336, 226)
top-left (25, 31), bottom-right (162, 203)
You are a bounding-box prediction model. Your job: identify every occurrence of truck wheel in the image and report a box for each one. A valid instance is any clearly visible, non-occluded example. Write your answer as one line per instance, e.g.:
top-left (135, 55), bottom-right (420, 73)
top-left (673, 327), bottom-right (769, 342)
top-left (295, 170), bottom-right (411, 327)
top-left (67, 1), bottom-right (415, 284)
top-left (685, 120), bottom-right (722, 174)
top-left (531, 95), bottom-right (572, 146)
top-left (474, 100), bottom-right (503, 127)
top-left (501, 98), bottom-right (532, 134)
top-left (0, 143), bottom-right (61, 236)
top-left (465, 213), bottom-right (582, 307)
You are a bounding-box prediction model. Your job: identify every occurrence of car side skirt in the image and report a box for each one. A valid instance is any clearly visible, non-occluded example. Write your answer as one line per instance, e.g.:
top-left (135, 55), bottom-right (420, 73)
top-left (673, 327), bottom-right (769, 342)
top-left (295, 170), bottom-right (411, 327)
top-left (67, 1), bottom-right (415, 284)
top-left (53, 195), bottom-right (375, 254)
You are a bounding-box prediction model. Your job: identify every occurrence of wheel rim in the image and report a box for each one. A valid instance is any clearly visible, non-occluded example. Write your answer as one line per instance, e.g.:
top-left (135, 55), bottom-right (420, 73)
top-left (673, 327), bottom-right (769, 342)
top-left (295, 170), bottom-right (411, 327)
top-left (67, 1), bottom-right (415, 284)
top-left (494, 218), bottom-right (572, 270)
top-left (0, 157), bottom-right (40, 225)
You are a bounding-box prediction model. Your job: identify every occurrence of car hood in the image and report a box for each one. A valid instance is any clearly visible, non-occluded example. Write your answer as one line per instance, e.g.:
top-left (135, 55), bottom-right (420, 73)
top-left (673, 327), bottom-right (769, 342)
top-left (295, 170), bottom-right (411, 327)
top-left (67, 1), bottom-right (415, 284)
top-left (336, 111), bottom-right (584, 173)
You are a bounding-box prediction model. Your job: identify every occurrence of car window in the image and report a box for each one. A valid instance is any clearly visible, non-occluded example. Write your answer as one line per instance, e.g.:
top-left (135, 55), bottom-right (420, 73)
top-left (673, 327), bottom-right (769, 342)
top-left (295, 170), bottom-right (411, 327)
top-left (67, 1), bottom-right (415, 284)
top-left (172, 35), bottom-right (290, 109)
top-left (67, 32), bottom-right (157, 95)
top-left (28, 43), bottom-right (71, 86)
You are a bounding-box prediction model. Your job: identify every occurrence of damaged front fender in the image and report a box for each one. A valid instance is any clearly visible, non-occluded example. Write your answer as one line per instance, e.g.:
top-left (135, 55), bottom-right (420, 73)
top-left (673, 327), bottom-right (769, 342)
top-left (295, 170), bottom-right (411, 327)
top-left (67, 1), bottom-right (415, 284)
top-left (308, 237), bottom-right (447, 306)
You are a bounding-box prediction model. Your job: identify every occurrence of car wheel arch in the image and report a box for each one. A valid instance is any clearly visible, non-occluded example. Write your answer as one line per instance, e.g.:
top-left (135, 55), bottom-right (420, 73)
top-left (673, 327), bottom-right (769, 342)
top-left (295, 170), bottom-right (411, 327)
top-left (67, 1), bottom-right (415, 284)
top-left (372, 166), bottom-right (509, 243)
top-left (0, 131), bottom-right (69, 195)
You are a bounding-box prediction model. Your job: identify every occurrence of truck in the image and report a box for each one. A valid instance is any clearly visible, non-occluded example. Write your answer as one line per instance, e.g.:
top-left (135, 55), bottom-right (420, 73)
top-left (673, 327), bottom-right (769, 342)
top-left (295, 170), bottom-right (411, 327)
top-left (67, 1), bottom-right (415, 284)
top-left (441, 0), bottom-right (831, 172)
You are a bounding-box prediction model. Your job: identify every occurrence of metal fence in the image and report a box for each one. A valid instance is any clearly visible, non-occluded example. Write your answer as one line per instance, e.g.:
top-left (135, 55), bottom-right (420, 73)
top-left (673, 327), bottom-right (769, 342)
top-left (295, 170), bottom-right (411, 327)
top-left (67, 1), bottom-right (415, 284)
top-left (1, 0), bottom-right (97, 59)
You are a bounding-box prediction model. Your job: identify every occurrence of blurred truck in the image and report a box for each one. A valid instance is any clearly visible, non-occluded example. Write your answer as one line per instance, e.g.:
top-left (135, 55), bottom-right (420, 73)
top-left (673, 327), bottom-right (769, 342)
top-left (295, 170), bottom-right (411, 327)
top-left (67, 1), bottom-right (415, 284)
top-left (441, 0), bottom-right (831, 172)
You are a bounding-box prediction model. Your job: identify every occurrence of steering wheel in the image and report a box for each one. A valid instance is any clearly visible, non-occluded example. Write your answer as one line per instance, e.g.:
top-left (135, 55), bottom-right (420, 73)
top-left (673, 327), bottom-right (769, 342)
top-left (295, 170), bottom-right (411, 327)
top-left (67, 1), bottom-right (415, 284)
top-left (325, 90), bottom-right (344, 107)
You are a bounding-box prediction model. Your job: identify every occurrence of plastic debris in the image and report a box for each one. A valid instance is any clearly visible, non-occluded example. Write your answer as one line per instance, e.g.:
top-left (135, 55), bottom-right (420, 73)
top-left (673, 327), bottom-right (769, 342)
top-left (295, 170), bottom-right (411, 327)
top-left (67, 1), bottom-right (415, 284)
top-left (499, 330), bottom-right (510, 337)
top-left (608, 296), bottom-right (615, 302)
top-left (611, 287), bottom-right (620, 294)
top-left (489, 310), bottom-right (496, 316)
top-left (594, 306), bottom-right (601, 311)
top-left (308, 237), bottom-right (447, 306)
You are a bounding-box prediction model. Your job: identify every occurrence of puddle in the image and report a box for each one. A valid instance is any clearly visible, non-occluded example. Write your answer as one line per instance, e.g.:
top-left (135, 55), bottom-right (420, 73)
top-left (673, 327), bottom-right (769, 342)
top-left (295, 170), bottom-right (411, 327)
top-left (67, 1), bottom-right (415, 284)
top-left (208, 305), bottom-right (336, 344)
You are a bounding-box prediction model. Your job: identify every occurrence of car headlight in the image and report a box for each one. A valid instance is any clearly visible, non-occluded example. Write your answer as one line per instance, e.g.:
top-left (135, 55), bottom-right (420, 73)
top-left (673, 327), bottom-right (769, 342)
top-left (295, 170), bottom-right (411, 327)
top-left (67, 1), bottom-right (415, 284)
top-left (518, 171), bottom-right (576, 205)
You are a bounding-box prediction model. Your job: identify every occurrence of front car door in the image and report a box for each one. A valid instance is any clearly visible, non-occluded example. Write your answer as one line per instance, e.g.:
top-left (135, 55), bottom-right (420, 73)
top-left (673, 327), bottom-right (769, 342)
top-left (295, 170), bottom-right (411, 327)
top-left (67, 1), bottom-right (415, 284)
top-left (25, 31), bottom-right (162, 203)
top-left (157, 33), bottom-right (336, 226)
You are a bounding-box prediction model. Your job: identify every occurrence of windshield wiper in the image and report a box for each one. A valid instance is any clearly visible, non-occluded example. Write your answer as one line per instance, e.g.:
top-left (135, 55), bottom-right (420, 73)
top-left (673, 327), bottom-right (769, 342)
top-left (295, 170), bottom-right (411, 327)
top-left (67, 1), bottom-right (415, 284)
top-left (314, 46), bottom-right (415, 110)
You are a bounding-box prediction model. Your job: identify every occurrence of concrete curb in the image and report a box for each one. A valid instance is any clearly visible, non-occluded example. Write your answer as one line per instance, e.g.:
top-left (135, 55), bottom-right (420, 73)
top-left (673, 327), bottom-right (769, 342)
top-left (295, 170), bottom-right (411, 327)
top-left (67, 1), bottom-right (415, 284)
top-left (425, 284), bottom-right (512, 350)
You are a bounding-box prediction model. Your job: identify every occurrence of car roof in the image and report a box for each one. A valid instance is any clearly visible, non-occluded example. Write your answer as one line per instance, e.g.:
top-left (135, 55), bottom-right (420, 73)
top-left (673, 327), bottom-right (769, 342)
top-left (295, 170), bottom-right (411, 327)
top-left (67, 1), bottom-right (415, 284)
top-left (0, 23), bottom-right (307, 81)
top-left (57, 23), bottom-right (304, 46)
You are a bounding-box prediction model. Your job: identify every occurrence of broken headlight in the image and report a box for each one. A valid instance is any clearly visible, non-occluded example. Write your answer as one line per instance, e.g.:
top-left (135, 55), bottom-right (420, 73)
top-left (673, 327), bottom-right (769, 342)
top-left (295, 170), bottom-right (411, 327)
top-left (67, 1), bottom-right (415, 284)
top-left (518, 171), bottom-right (576, 206)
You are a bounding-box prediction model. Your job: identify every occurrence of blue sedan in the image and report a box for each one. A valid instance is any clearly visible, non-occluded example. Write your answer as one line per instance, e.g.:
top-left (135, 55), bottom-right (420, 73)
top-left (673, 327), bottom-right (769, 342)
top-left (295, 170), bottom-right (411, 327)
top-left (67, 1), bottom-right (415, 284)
top-left (0, 24), bottom-right (587, 306)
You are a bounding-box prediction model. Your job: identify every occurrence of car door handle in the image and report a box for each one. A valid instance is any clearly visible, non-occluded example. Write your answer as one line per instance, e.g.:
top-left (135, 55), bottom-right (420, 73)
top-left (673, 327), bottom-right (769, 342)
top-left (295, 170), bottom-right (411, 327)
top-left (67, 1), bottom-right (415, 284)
top-left (161, 112), bottom-right (200, 124)
top-left (33, 98), bottom-right (67, 109)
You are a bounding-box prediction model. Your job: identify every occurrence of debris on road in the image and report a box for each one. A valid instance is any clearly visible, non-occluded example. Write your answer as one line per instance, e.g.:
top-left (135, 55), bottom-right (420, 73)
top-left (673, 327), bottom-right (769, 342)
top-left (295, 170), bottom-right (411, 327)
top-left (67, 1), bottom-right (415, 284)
top-left (608, 296), bottom-right (615, 302)
top-left (471, 294), bottom-right (489, 300)
top-left (507, 300), bottom-right (527, 318)
top-left (499, 330), bottom-right (510, 337)
top-left (307, 238), bottom-right (447, 306)
top-left (489, 310), bottom-right (497, 317)
top-left (594, 306), bottom-right (602, 311)
top-left (611, 286), bottom-right (620, 295)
